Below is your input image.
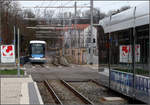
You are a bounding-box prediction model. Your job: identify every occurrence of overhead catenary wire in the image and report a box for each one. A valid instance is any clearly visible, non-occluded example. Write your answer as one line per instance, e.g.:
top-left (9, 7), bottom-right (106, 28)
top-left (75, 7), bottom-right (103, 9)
top-left (21, 1), bottom-right (91, 61)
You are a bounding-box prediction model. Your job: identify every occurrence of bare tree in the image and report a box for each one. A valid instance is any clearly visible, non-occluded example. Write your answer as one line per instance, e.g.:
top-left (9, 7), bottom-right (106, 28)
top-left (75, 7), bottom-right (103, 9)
top-left (107, 5), bottom-right (130, 16)
top-left (81, 8), bottom-right (106, 24)
top-left (43, 9), bottom-right (54, 24)
top-left (120, 5), bottom-right (130, 12)
top-left (1, 1), bottom-right (37, 55)
top-left (23, 9), bottom-right (35, 18)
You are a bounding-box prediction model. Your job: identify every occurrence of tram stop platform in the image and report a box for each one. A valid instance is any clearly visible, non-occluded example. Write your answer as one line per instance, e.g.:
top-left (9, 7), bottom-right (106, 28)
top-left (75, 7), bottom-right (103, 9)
top-left (0, 63), bottom-right (17, 70)
top-left (0, 75), bottom-right (43, 104)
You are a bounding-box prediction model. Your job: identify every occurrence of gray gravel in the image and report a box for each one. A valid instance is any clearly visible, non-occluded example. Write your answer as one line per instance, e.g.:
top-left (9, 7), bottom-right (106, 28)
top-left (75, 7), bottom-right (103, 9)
top-left (48, 80), bottom-right (86, 105)
top-left (69, 81), bottom-right (128, 105)
top-left (37, 82), bottom-right (56, 105)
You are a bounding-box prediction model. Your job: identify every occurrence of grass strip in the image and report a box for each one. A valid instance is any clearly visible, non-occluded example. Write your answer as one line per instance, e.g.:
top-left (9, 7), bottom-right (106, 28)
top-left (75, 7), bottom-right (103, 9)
top-left (114, 68), bottom-right (149, 76)
top-left (0, 69), bottom-right (24, 75)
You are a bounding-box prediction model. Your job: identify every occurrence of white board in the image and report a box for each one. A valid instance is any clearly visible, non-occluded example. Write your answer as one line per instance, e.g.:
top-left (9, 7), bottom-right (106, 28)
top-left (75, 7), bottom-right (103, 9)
top-left (1, 45), bottom-right (15, 63)
top-left (120, 45), bottom-right (140, 63)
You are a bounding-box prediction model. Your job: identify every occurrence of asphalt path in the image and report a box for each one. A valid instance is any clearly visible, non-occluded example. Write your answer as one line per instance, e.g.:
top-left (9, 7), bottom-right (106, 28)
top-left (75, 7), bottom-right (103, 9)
top-left (24, 64), bottom-right (100, 81)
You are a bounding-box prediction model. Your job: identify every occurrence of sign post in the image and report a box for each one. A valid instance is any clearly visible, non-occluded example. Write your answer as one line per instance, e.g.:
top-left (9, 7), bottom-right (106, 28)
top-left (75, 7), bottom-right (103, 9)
top-left (14, 26), bottom-right (16, 64)
top-left (17, 28), bottom-right (20, 76)
top-left (0, 37), bottom-right (2, 63)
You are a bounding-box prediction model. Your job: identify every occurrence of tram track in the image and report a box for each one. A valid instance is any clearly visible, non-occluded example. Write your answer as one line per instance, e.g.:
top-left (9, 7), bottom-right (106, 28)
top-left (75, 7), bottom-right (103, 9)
top-left (39, 64), bottom-right (45, 67)
top-left (60, 80), bottom-right (94, 105)
top-left (31, 63), bottom-right (45, 68)
top-left (44, 80), bottom-right (63, 105)
top-left (67, 80), bottom-right (128, 104)
top-left (38, 79), bottom-right (145, 105)
top-left (90, 80), bottom-right (108, 89)
top-left (38, 80), bottom-right (94, 105)
top-left (36, 82), bottom-right (57, 105)
top-left (90, 80), bottom-right (146, 104)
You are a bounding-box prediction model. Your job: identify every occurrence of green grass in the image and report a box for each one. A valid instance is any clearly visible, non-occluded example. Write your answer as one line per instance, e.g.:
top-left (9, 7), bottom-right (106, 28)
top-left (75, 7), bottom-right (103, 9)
top-left (0, 69), bottom-right (24, 75)
top-left (114, 68), bottom-right (149, 76)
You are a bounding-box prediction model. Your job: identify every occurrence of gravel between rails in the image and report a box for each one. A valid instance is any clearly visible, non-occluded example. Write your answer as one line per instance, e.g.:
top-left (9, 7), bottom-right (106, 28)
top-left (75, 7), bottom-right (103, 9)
top-left (68, 81), bottom-right (128, 105)
top-left (48, 80), bottom-right (86, 105)
top-left (37, 82), bottom-right (56, 105)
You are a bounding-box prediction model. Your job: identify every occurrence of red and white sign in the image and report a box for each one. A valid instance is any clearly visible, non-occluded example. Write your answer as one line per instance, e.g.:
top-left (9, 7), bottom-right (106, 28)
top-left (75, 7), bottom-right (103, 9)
top-left (120, 45), bottom-right (140, 63)
top-left (1, 45), bottom-right (15, 63)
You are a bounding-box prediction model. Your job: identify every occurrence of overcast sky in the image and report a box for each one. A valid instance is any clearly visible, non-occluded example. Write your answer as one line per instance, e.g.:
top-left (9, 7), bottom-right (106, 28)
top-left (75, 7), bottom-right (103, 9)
top-left (18, 1), bottom-right (149, 15)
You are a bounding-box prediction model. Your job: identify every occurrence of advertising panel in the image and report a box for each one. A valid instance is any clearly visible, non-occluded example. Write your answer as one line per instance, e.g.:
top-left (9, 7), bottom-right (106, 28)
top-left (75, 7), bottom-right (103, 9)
top-left (1, 45), bottom-right (15, 63)
top-left (120, 45), bottom-right (140, 63)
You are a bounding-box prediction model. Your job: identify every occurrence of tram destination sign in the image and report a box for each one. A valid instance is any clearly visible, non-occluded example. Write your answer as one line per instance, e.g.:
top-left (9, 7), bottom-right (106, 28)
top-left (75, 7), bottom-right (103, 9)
top-left (1, 45), bottom-right (15, 63)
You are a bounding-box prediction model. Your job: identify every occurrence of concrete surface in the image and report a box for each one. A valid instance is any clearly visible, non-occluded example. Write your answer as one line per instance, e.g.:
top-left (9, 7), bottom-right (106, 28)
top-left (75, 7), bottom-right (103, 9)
top-left (24, 64), bottom-right (100, 81)
top-left (0, 65), bottom-right (25, 70)
top-left (0, 63), bottom-right (17, 70)
top-left (0, 75), bottom-right (43, 104)
top-left (99, 68), bottom-right (109, 76)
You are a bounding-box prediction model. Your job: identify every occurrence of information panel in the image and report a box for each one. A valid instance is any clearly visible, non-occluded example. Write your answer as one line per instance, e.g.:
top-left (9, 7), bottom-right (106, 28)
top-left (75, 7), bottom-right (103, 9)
top-left (120, 45), bottom-right (140, 63)
top-left (1, 45), bottom-right (15, 63)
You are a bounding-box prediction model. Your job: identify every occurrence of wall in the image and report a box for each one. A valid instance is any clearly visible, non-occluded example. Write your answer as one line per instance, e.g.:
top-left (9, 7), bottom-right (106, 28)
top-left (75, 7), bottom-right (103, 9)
top-left (64, 48), bottom-right (87, 64)
top-left (84, 26), bottom-right (99, 64)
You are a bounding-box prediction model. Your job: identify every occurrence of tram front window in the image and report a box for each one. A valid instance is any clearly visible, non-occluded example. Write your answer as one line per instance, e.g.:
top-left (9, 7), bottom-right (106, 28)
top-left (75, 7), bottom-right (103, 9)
top-left (31, 44), bottom-right (44, 54)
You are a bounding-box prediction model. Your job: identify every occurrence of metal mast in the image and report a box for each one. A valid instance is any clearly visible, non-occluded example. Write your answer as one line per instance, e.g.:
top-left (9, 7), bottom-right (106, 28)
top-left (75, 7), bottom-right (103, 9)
top-left (17, 28), bottom-right (20, 76)
top-left (74, 1), bottom-right (78, 64)
top-left (62, 1), bottom-right (65, 56)
top-left (0, 1), bottom-right (2, 44)
top-left (90, 0), bottom-right (93, 64)
top-left (132, 6), bottom-right (136, 103)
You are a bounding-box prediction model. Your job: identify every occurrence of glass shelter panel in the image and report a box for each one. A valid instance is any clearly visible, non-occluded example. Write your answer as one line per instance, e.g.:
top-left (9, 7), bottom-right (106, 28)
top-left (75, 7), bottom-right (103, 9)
top-left (98, 20), bottom-right (149, 104)
top-left (134, 25), bottom-right (149, 103)
top-left (109, 29), bottom-right (134, 95)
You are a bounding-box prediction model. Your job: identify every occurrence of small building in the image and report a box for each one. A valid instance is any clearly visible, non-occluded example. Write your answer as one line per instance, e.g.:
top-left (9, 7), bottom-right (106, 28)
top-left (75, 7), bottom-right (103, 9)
top-left (83, 25), bottom-right (99, 64)
top-left (64, 24), bottom-right (99, 64)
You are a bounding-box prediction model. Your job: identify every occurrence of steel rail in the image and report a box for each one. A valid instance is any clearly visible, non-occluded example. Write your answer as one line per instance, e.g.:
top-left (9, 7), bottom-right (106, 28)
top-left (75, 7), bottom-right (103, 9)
top-left (39, 64), bottom-right (44, 67)
top-left (44, 80), bottom-right (63, 105)
top-left (90, 80), bottom-right (146, 103)
top-left (31, 63), bottom-right (36, 67)
top-left (90, 80), bottom-right (108, 89)
top-left (60, 80), bottom-right (94, 105)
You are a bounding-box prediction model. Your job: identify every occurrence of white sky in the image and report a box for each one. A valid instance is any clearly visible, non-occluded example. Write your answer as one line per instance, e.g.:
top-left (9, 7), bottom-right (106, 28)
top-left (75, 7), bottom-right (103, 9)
top-left (17, 1), bottom-right (149, 16)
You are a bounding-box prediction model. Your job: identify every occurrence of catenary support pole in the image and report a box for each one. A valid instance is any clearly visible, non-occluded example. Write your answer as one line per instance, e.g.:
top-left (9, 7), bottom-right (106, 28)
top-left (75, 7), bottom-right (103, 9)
top-left (108, 14), bottom-right (112, 89)
top-left (74, 1), bottom-right (78, 64)
top-left (0, 1), bottom-right (2, 63)
top-left (0, 1), bottom-right (2, 42)
top-left (74, 1), bottom-right (80, 64)
top-left (132, 7), bottom-right (136, 103)
top-left (149, 2), bottom-right (150, 105)
top-left (61, 0), bottom-right (65, 56)
top-left (14, 26), bottom-right (16, 64)
top-left (69, 12), bottom-right (72, 49)
top-left (17, 28), bottom-right (20, 76)
top-left (90, 0), bottom-right (93, 64)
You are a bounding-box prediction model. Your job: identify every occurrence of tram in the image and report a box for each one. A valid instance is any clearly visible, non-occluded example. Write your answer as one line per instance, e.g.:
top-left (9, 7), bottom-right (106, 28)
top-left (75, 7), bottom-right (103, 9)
top-left (98, 3), bottom-right (149, 103)
top-left (29, 40), bottom-right (46, 63)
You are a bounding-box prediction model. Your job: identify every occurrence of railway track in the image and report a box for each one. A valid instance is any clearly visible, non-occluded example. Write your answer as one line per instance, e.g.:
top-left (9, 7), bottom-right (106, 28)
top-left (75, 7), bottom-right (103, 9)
top-left (44, 80), bottom-right (63, 105)
top-left (90, 80), bottom-right (108, 89)
top-left (39, 64), bottom-right (45, 67)
top-left (37, 82), bottom-right (57, 105)
top-left (60, 80), bottom-right (94, 105)
top-left (90, 80), bottom-right (145, 104)
top-left (31, 63), bottom-right (45, 68)
top-left (39, 80), bottom-right (94, 105)
top-left (37, 80), bottom-right (131, 105)
top-left (67, 80), bottom-right (127, 104)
